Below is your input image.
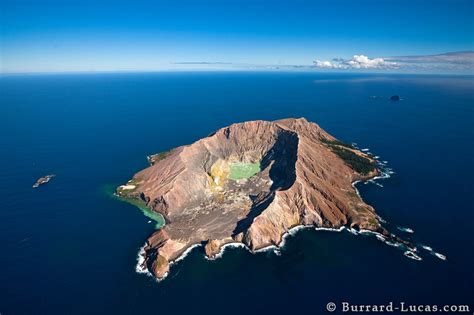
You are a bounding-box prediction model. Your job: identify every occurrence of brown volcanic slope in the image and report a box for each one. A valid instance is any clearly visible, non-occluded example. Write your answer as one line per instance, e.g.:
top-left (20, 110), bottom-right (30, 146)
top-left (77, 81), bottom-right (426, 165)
top-left (117, 118), bottom-right (386, 279)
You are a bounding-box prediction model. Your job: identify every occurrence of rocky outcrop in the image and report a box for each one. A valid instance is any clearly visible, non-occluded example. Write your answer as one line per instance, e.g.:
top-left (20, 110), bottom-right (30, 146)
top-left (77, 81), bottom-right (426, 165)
top-left (32, 174), bottom-right (55, 188)
top-left (118, 118), bottom-right (384, 279)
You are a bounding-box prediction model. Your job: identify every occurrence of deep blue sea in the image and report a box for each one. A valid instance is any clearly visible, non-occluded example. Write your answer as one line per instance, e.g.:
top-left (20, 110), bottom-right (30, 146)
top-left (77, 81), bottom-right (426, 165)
top-left (0, 72), bottom-right (473, 315)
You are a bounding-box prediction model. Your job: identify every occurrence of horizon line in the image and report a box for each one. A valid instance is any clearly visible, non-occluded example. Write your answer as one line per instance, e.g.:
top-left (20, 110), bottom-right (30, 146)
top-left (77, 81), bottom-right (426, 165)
top-left (2, 70), bottom-right (474, 76)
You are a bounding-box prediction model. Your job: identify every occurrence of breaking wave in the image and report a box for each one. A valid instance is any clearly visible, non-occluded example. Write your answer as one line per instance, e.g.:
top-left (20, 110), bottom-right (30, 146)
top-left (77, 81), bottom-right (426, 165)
top-left (404, 250), bottom-right (422, 261)
top-left (434, 252), bottom-right (447, 261)
top-left (421, 245), bottom-right (433, 251)
top-left (397, 226), bottom-right (415, 233)
top-left (135, 244), bottom-right (152, 276)
top-left (173, 244), bottom-right (202, 263)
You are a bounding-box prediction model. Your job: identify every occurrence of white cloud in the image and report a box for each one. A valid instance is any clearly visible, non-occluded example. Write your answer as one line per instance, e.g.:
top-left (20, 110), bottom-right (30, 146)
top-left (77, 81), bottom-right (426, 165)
top-left (314, 54), bottom-right (398, 70)
top-left (314, 60), bottom-right (342, 69)
top-left (313, 51), bottom-right (474, 72)
top-left (346, 55), bottom-right (397, 69)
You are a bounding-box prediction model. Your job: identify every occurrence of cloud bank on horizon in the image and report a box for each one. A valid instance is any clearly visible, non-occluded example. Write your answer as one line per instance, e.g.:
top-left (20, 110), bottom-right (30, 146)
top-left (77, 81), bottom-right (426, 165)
top-left (172, 51), bottom-right (474, 74)
top-left (314, 51), bottom-right (474, 72)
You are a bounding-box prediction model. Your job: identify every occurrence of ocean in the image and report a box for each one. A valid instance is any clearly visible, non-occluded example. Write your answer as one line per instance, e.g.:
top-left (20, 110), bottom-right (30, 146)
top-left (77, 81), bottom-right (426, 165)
top-left (0, 72), bottom-right (473, 314)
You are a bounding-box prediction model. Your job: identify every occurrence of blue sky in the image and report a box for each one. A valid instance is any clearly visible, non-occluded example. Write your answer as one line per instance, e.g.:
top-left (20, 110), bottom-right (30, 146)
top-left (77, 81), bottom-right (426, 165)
top-left (1, 0), bottom-right (473, 73)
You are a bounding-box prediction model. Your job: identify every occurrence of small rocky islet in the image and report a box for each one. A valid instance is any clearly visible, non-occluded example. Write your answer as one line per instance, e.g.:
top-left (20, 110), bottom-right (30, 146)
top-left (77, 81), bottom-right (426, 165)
top-left (32, 174), bottom-right (55, 188)
top-left (116, 118), bottom-right (401, 279)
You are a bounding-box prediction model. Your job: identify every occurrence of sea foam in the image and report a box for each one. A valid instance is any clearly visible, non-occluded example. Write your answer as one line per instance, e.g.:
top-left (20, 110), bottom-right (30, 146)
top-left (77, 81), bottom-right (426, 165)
top-left (173, 244), bottom-right (202, 263)
top-left (434, 252), bottom-right (447, 261)
top-left (397, 226), bottom-right (415, 233)
top-left (404, 250), bottom-right (422, 261)
top-left (421, 245), bottom-right (433, 252)
top-left (135, 244), bottom-right (152, 277)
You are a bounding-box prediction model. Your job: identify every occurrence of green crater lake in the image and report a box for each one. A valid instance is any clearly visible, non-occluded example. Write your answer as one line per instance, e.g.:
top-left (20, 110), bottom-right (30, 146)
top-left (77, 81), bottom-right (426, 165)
top-left (228, 162), bottom-right (261, 180)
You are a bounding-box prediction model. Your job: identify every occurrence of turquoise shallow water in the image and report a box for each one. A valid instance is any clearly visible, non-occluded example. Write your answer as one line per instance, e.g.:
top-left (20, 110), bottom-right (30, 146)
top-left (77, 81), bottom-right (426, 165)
top-left (103, 184), bottom-right (165, 229)
top-left (0, 72), bottom-right (472, 314)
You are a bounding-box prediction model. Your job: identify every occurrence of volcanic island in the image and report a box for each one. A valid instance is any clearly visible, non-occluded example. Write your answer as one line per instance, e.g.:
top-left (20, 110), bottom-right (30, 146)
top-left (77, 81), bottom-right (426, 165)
top-left (117, 118), bottom-right (396, 279)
